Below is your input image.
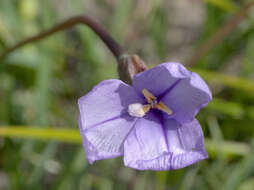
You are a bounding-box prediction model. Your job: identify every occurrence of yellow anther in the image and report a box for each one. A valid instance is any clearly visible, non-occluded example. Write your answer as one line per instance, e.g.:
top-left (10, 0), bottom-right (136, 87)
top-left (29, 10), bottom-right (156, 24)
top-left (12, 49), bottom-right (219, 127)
top-left (142, 89), bottom-right (156, 104)
top-left (156, 101), bottom-right (173, 115)
top-left (142, 104), bottom-right (151, 113)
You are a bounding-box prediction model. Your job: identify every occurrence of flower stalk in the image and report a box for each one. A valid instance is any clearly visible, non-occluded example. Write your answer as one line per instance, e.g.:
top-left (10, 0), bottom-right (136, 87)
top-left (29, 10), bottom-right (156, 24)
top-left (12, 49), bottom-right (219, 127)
top-left (0, 15), bottom-right (123, 59)
top-left (0, 15), bottom-right (147, 84)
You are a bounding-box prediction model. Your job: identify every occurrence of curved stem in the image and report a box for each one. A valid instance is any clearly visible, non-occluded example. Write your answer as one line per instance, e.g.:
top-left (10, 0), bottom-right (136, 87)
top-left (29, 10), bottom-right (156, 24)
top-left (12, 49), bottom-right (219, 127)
top-left (0, 15), bottom-right (147, 84)
top-left (188, 1), bottom-right (254, 66)
top-left (0, 15), bottom-right (124, 60)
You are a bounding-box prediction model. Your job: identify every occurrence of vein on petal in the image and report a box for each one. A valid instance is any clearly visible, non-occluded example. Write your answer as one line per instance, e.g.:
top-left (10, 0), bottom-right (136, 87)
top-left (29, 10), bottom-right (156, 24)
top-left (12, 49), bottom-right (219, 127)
top-left (158, 113), bottom-right (170, 153)
top-left (122, 117), bottom-right (139, 144)
top-left (158, 79), bottom-right (182, 100)
top-left (80, 112), bottom-right (130, 133)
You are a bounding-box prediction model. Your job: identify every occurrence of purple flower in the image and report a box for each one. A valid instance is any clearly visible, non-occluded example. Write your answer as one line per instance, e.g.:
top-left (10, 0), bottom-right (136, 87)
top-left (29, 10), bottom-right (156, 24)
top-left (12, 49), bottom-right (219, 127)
top-left (78, 62), bottom-right (212, 170)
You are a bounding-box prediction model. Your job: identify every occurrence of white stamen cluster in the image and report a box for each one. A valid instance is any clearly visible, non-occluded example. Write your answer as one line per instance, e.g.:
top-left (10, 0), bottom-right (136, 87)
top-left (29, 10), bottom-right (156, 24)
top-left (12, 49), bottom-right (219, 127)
top-left (128, 103), bottom-right (146, 118)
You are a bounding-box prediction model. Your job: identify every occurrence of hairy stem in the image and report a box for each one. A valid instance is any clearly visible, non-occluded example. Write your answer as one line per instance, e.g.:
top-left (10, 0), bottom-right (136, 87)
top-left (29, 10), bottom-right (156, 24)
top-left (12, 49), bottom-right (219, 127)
top-left (188, 1), bottom-right (254, 66)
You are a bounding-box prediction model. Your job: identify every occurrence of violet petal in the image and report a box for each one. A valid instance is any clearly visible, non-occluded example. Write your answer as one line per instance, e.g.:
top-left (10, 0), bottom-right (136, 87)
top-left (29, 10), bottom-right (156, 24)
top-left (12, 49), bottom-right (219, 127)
top-left (80, 115), bottom-right (137, 164)
top-left (132, 62), bottom-right (190, 97)
top-left (78, 79), bottom-right (143, 131)
top-left (78, 79), bottom-right (142, 163)
top-left (124, 117), bottom-right (207, 170)
top-left (161, 72), bottom-right (212, 123)
top-left (164, 118), bottom-right (208, 170)
top-left (123, 112), bottom-right (169, 170)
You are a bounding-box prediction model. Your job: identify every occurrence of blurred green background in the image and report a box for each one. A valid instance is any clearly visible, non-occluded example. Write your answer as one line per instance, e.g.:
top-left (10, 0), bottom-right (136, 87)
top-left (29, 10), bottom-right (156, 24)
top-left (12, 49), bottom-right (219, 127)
top-left (1, 0), bottom-right (254, 189)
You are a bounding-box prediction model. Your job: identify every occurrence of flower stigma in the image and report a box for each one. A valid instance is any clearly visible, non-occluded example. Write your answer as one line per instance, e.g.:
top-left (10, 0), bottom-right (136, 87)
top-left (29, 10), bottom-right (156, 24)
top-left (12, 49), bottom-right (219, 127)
top-left (128, 88), bottom-right (173, 117)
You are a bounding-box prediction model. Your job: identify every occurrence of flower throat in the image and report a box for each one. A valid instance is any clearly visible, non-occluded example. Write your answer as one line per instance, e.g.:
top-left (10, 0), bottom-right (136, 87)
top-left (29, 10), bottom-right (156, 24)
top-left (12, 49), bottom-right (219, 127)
top-left (128, 88), bottom-right (173, 118)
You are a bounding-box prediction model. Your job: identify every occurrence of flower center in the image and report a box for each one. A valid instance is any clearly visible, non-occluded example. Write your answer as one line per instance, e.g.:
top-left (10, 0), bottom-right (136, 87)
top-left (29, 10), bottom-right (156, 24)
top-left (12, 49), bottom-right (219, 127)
top-left (128, 88), bottom-right (173, 118)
